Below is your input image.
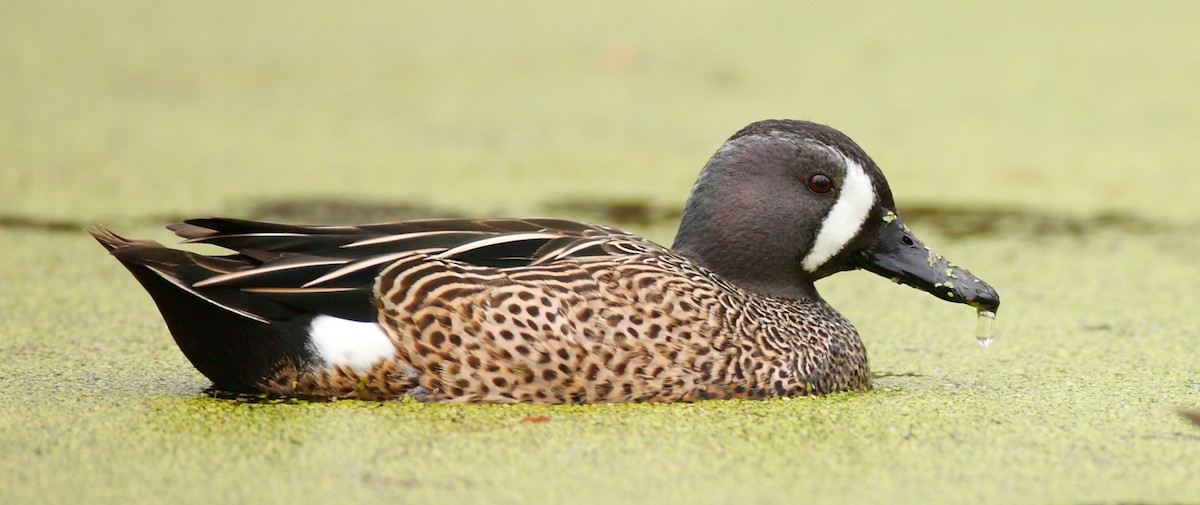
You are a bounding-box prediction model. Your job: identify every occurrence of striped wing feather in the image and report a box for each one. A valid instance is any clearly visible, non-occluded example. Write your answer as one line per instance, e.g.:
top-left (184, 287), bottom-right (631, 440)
top-left (166, 218), bottom-right (647, 322)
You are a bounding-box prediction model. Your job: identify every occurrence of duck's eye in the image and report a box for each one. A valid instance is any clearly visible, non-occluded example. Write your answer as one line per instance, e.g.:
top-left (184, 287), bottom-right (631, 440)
top-left (807, 174), bottom-right (833, 194)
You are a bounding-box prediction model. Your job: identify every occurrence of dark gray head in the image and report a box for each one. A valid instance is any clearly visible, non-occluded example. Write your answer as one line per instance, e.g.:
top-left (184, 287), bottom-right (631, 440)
top-left (673, 119), bottom-right (999, 311)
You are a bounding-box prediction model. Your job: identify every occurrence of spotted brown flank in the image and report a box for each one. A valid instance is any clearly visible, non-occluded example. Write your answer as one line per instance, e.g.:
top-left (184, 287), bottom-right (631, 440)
top-left (94, 120), bottom-right (999, 403)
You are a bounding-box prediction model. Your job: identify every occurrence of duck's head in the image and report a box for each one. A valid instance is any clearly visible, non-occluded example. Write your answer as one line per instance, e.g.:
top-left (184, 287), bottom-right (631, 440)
top-left (672, 119), bottom-right (999, 312)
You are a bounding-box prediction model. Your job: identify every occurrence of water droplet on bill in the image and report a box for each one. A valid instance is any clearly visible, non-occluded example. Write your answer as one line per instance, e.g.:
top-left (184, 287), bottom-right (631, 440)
top-left (976, 309), bottom-right (996, 347)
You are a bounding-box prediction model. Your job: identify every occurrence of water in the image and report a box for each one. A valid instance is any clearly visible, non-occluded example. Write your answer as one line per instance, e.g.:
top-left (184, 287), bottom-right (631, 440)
top-left (976, 309), bottom-right (997, 347)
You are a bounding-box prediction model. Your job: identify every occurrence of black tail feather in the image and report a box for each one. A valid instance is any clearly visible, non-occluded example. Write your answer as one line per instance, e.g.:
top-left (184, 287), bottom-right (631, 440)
top-left (92, 228), bottom-right (315, 392)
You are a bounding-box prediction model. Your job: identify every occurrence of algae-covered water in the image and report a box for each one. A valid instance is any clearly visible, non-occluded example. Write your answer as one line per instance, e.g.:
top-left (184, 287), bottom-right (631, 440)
top-left (3, 2), bottom-right (1199, 504)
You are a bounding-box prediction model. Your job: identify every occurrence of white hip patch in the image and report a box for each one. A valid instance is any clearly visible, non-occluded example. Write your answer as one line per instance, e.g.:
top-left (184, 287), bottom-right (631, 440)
top-left (307, 315), bottom-right (395, 372)
top-left (801, 152), bottom-right (876, 272)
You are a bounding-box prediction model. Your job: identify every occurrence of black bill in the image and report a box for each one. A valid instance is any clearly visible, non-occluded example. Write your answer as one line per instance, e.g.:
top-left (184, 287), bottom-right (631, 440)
top-left (857, 211), bottom-right (1000, 312)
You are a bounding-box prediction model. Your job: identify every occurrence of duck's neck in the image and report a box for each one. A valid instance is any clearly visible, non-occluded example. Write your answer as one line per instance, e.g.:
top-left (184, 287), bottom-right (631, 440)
top-left (672, 226), bottom-right (822, 302)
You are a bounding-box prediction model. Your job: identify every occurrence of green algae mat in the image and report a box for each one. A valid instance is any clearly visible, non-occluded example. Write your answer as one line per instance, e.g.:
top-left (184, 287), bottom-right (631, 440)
top-left (3, 2), bottom-right (1199, 504)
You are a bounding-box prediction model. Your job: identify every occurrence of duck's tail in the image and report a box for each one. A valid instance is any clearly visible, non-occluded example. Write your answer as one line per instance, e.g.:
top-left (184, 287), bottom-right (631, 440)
top-left (91, 228), bottom-right (317, 393)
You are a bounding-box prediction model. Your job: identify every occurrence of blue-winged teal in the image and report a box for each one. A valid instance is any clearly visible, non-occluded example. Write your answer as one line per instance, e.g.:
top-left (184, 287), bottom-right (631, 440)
top-left (93, 120), bottom-right (999, 403)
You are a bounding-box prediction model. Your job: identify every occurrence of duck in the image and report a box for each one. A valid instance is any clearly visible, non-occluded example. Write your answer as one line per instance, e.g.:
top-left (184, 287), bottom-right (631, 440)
top-left (93, 119), bottom-right (999, 403)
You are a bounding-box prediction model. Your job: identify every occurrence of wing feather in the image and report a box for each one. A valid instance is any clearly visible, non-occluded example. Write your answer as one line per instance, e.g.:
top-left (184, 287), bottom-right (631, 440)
top-left (127, 217), bottom-right (658, 322)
